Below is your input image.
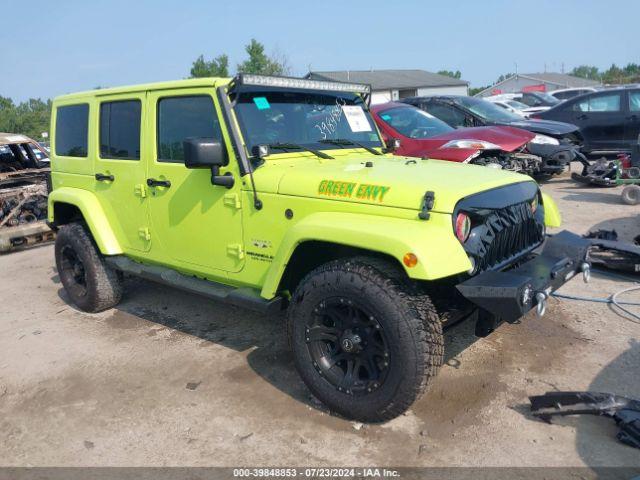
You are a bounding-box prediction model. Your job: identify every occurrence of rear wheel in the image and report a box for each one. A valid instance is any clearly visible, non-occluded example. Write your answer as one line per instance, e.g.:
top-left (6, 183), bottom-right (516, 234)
top-left (55, 222), bottom-right (122, 312)
top-left (621, 185), bottom-right (640, 205)
top-left (287, 257), bottom-right (444, 422)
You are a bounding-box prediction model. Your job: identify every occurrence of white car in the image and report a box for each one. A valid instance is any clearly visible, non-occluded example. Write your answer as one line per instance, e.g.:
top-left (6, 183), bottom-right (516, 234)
top-left (486, 97), bottom-right (545, 118)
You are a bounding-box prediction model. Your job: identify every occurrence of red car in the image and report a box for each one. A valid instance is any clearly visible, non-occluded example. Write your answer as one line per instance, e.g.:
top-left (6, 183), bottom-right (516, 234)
top-left (371, 102), bottom-right (544, 175)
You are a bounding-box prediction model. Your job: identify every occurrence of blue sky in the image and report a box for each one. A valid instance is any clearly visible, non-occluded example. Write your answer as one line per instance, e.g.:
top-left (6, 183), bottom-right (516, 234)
top-left (1, 0), bottom-right (638, 101)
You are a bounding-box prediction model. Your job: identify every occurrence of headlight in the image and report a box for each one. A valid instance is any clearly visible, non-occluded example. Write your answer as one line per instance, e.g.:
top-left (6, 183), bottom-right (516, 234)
top-left (530, 134), bottom-right (560, 145)
top-left (530, 195), bottom-right (539, 214)
top-left (455, 212), bottom-right (471, 243)
top-left (441, 139), bottom-right (502, 150)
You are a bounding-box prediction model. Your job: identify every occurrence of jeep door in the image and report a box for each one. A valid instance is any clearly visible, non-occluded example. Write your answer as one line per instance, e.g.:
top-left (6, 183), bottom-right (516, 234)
top-left (94, 94), bottom-right (150, 252)
top-left (145, 89), bottom-right (244, 273)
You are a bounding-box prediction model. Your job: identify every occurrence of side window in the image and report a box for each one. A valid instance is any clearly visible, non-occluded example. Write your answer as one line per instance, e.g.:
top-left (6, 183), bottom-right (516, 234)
top-left (157, 95), bottom-right (222, 163)
top-left (573, 93), bottom-right (621, 112)
top-left (629, 92), bottom-right (640, 112)
top-left (425, 103), bottom-right (467, 127)
top-left (55, 104), bottom-right (89, 157)
top-left (522, 94), bottom-right (542, 107)
top-left (100, 100), bottom-right (141, 160)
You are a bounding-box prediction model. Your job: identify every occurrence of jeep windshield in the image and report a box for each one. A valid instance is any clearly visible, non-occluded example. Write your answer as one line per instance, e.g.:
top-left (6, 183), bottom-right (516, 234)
top-left (454, 96), bottom-right (522, 123)
top-left (232, 88), bottom-right (383, 156)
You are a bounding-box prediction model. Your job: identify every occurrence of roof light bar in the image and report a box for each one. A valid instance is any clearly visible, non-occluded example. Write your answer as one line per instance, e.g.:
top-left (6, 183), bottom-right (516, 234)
top-left (236, 74), bottom-right (371, 94)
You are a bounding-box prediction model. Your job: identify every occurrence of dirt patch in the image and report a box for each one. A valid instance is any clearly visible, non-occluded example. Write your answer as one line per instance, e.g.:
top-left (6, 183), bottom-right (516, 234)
top-left (413, 304), bottom-right (584, 437)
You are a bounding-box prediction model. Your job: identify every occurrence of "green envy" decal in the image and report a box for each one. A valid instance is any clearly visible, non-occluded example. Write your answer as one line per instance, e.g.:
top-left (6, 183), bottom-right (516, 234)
top-left (318, 179), bottom-right (391, 203)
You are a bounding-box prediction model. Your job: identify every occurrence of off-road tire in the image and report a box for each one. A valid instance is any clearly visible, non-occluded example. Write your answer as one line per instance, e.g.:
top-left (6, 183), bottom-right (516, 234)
top-left (287, 257), bottom-right (444, 422)
top-left (55, 222), bottom-right (122, 312)
top-left (621, 185), bottom-right (640, 205)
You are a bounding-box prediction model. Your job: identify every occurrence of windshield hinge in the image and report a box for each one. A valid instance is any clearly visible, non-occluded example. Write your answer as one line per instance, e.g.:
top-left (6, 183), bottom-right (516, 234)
top-left (418, 191), bottom-right (435, 220)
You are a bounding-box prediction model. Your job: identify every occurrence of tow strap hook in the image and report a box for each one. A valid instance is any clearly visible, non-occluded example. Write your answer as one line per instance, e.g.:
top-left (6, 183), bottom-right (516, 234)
top-left (581, 262), bottom-right (591, 283)
top-left (535, 291), bottom-right (548, 317)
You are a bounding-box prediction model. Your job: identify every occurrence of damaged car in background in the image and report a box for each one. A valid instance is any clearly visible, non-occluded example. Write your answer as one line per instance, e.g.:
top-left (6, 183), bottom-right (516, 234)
top-left (401, 95), bottom-right (586, 174)
top-left (372, 102), bottom-right (567, 175)
top-left (0, 133), bottom-right (53, 252)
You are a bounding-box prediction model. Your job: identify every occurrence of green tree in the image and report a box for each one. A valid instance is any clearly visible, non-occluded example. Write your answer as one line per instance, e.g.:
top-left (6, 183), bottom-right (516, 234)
top-left (0, 96), bottom-right (51, 140)
top-left (0, 96), bottom-right (17, 133)
top-left (437, 70), bottom-right (462, 79)
top-left (190, 54), bottom-right (230, 78)
top-left (237, 39), bottom-right (289, 75)
top-left (469, 86), bottom-right (489, 96)
top-left (570, 65), bottom-right (600, 80)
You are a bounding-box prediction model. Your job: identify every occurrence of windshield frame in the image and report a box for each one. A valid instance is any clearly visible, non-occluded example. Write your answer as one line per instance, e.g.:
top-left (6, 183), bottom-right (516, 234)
top-left (229, 85), bottom-right (384, 159)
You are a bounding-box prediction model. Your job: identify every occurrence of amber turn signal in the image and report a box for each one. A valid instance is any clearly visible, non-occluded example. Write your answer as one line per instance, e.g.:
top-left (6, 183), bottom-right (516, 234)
top-left (403, 253), bottom-right (418, 268)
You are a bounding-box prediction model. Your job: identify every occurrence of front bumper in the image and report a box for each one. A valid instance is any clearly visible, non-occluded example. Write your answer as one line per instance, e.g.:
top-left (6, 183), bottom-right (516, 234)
top-left (456, 231), bottom-right (591, 323)
top-left (527, 143), bottom-right (578, 174)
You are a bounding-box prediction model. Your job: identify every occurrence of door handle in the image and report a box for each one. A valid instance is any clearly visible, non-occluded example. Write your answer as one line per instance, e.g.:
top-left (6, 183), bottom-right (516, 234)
top-left (146, 178), bottom-right (171, 188)
top-left (576, 114), bottom-right (588, 120)
top-left (95, 173), bottom-right (115, 182)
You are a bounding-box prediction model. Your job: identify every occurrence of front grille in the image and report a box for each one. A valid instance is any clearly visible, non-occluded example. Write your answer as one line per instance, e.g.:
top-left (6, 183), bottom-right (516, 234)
top-left (468, 201), bottom-right (544, 272)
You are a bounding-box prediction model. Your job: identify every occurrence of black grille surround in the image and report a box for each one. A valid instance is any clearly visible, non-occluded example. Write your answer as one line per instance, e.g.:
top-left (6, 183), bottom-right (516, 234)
top-left (454, 182), bottom-right (546, 273)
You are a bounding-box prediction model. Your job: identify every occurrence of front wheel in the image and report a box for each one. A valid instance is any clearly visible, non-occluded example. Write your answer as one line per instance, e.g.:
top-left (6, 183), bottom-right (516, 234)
top-left (55, 222), bottom-right (123, 312)
top-left (287, 258), bottom-right (444, 422)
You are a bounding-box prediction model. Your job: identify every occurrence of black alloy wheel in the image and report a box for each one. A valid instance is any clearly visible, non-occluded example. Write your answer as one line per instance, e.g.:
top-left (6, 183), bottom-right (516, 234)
top-left (305, 297), bottom-right (390, 396)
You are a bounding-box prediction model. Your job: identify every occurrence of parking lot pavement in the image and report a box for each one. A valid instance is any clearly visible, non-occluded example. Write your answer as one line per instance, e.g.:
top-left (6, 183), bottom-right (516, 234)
top-left (0, 171), bottom-right (639, 467)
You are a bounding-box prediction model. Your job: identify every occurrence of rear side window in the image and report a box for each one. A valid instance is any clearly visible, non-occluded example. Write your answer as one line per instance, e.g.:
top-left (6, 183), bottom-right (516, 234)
top-left (100, 100), bottom-right (141, 160)
top-left (55, 104), bottom-right (89, 157)
top-left (552, 91), bottom-right (572, 101)
top-left (425, 103), bottom-right (467, 128)
top-left (573, 93), bottom-right (621, 112)
top-left (629, 91), bottom-right (640, 112)
top-left (157, 96), bottom-right (222, 163)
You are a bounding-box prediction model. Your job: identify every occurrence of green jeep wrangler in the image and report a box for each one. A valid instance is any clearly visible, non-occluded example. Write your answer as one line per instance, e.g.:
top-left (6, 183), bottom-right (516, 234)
top-left (48, 74), bottom-right (591, 422)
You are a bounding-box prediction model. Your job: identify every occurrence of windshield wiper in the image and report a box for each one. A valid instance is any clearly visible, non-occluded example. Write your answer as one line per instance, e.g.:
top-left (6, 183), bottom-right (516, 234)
top-left (319, 138), bottom-right (382, 155)
top-left (268, 142), bottom-right (333, 160)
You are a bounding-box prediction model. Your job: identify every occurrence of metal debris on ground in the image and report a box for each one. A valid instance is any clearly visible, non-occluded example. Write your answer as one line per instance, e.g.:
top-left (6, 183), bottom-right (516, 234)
top-left (529, 391), bottom-right (640, 449)
top-left (583, 229), bottom-right (640, 275)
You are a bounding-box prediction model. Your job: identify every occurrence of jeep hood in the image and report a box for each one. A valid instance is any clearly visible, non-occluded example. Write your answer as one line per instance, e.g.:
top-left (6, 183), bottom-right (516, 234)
top-left (251, 154), bottom-right (534, 214)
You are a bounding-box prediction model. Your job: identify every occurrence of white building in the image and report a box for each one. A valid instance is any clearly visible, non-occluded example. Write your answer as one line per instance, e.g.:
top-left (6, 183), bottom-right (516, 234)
top-left (306, 69), bottom-right (469, 104)
top-left (475, 73), bottom-right (601, 98)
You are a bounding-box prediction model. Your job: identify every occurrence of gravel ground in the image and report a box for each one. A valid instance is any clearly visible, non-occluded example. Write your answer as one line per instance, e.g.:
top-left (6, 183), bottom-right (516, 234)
top-left (0, 170), bottom-right (639, 469)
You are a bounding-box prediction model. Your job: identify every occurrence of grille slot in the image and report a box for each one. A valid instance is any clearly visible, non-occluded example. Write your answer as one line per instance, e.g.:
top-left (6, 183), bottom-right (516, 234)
top-left (469, 202), bottom-right (544, 272)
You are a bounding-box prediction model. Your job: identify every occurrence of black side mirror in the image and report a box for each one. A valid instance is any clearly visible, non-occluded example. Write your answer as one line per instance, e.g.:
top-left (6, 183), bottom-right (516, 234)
top-left (184, 138), bottom-right (227, 168)
top-left (385, 138), bottom-right (401, 152)
top-left (183, 138), bottom-right (234, 188)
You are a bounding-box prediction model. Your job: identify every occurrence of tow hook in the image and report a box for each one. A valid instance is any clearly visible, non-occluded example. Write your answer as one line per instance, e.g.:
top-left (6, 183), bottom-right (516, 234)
top-left (581, 262), bottom-right (591, 283)
top-left (535, 292), bottom-right (548, 317)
